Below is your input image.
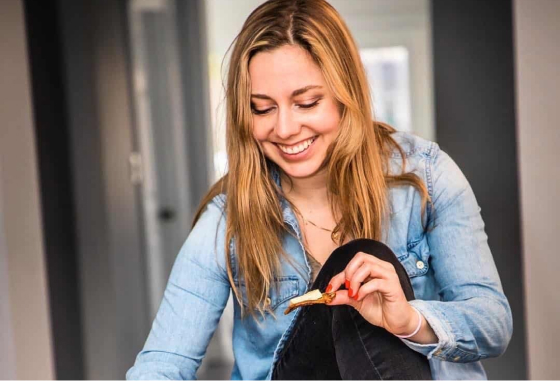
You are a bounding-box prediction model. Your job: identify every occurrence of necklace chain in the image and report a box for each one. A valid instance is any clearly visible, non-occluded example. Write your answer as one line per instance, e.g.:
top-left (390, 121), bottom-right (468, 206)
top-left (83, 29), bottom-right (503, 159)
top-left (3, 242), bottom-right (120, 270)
top-left (303, 217), bottom-right (333, 232)
top-left (302, 216), bottom-right (340, 240)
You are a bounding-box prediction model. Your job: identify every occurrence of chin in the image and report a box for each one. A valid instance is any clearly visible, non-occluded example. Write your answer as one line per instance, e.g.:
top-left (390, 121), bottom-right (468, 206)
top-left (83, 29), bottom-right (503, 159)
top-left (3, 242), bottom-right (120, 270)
top-left (277, 161), bottom-right (324, 179)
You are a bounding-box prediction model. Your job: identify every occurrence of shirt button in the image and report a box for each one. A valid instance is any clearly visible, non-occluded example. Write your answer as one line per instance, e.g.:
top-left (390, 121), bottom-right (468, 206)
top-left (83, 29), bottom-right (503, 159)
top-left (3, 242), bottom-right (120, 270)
top-left (265, 297), bottom-right (271, 306)
top-left (453, 356), bottom-right (460, 362)
top-left (416, 261), bottom-right (425, 269)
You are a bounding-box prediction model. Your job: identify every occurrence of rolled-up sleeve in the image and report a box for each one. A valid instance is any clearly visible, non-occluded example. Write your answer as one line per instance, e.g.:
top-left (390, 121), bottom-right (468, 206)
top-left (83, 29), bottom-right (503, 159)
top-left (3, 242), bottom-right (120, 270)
top-left (127, 199), bottom-right (231, 379)
top-left (403, 147), bottom-right (513, 363)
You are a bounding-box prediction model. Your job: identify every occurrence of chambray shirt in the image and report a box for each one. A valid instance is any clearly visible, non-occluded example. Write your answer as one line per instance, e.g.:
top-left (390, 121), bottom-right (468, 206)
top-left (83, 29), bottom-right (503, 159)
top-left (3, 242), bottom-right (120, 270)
top-left (127, 132), bottom-right (512, 380)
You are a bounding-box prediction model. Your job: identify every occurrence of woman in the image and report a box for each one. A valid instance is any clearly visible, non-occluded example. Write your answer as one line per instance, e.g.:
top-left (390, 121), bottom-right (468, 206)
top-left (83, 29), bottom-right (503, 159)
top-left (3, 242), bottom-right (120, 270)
top-left (127, 0), bottom-right (512, 379)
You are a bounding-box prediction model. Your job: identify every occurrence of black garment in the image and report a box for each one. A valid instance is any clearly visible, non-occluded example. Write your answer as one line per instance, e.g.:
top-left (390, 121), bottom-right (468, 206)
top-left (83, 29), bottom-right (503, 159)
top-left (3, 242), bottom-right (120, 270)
top-left (272, 238), bottom-right (433, 380)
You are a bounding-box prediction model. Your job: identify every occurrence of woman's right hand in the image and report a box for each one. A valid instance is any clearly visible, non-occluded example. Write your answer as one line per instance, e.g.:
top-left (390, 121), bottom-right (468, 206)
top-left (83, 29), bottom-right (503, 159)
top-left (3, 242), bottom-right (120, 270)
top-left (326, 251), bottom-right (436, 343)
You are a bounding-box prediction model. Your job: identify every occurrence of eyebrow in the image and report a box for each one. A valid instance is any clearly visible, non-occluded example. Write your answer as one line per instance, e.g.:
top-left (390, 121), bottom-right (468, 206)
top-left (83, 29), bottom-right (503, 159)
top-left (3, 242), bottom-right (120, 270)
top-left (251, 85), bottom-right (323, 100)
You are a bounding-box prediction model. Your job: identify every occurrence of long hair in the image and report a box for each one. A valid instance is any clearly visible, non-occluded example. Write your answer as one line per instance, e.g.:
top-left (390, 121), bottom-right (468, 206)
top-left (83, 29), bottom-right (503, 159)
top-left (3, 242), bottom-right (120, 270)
top-left (193, 0), bottom-right (429, 317)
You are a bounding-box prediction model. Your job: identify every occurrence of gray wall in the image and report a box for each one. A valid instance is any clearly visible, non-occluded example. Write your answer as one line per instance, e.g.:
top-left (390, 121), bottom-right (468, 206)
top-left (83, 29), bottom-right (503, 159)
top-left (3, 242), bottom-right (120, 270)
top-left (431, 1), bottom-right (526, 378)
top-left (0, 169), bottom-right (17, 380)
top-left (0, 0), bottom-right (54, 378)
top-left (23, 0), bottom-right (85, 377)
top-left (514, 0), bottom-right (560, 379)
top-left (57, 0), bottom-right (150, 377)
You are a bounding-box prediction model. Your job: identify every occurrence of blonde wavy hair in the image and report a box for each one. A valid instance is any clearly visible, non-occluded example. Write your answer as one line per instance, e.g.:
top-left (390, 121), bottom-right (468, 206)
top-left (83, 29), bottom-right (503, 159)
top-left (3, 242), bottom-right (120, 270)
top-left (193, 0), bottom-right (429, 317)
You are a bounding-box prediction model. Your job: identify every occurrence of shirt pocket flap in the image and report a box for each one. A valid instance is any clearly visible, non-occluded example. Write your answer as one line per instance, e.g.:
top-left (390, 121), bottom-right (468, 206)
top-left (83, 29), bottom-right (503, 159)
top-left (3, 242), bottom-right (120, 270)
top-left (239, 276), bottom-right (299, 312)
top-left (267, 276), bottom-right (299, 310)
top-left (398, 238), bottom-right (430, 278)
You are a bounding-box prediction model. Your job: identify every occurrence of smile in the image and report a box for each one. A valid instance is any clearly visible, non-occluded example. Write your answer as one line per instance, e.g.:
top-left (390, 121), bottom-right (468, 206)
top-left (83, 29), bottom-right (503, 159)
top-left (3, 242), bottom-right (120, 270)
top-left (276, 136), bottom-right (317, 155)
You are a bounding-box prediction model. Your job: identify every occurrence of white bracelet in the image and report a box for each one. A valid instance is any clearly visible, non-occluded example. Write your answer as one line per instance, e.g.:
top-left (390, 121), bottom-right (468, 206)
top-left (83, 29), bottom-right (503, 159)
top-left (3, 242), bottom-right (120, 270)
top-left (395, 307), bottom-right (422, 339)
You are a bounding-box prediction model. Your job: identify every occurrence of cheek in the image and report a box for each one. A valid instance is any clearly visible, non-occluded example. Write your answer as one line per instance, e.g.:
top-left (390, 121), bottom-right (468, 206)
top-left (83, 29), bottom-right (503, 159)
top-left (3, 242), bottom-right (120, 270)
top-left (251, 118), bottom-right (270, 141)
top-left (314, 103), bottom-right (341, 134)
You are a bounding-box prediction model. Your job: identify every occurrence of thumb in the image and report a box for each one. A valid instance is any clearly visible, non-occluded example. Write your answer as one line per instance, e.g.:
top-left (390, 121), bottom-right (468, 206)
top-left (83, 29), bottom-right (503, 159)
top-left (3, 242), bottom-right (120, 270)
top-left (326, 290), bottom-right (361, 309)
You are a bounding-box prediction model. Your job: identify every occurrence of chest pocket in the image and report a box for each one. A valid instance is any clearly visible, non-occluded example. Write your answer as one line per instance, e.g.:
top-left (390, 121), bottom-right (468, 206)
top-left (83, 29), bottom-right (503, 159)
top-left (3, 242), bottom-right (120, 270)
top-left (239, 276), bottom-right (299, 312)
top-left (397, 237), bottom-right (430, 278)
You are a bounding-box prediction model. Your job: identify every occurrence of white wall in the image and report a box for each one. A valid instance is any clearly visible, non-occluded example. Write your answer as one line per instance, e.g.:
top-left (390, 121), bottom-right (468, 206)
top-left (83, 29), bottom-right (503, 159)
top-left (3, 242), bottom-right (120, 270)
top-left (0, 0), bottom-right (55, 379)
top-left (514, 0), bottom-right (560, 379)
top-left (329, 0), bottom-right (434, 142)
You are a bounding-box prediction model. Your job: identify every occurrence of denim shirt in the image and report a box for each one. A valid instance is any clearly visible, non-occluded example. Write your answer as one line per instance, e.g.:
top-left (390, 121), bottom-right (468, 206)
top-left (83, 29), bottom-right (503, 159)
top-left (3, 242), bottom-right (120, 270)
top-left (127, 132), bottom-right (512, 380)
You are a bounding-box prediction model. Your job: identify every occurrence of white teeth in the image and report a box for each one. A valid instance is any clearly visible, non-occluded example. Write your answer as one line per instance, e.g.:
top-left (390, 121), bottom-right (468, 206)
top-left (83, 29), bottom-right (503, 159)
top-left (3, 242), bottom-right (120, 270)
top-left (278, 137), bottom-right (315, 154)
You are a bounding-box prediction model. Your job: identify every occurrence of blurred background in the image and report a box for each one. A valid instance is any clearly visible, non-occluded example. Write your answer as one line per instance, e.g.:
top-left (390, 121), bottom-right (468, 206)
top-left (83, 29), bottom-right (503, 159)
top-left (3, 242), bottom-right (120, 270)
top-left (0, 0), bottom-right (558, 379)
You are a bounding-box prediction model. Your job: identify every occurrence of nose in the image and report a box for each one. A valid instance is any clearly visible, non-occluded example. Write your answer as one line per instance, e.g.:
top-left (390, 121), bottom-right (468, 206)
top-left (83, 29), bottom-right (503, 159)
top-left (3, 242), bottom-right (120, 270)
top-left (275, 108), bottom-right (301, 140)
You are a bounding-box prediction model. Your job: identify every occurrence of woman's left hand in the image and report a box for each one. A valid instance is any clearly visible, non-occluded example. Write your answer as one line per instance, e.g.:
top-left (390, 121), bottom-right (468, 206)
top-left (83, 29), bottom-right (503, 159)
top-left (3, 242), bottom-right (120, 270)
top-left (325, 251), bottom-right (418, 337)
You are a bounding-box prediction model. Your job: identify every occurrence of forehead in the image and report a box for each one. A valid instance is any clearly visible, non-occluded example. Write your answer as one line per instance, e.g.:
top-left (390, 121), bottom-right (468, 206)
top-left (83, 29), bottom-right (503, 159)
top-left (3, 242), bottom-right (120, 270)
top-left (248, 45), bottom-right (326, 96)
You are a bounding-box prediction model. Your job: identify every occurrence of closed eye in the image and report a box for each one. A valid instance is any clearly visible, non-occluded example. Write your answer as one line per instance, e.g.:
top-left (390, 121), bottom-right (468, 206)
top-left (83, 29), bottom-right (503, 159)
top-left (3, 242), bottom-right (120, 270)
top-left (251, 105), bottom-right (275, 115)
top-left (298, 100), bottom-right (320, 110)
top-left (251, 98), bottom-right (322, 115)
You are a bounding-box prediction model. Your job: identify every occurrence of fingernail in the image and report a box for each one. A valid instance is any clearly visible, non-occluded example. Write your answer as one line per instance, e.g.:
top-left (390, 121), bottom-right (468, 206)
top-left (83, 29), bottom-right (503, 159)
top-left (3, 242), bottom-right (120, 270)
top-left (348, 288), bottom-right (353, 298)
top-left (326, 284), bottom-right (332, 293)
top-left (345, 280), bottom-right (350, 289)
top-left (353, 293), bottom-right (359, 301)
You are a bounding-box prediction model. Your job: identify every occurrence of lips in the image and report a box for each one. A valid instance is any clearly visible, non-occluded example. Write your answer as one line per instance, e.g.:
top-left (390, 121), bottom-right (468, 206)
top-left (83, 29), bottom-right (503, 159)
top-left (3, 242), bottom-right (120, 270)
top-left (276, 136), bottom-right (317, 155)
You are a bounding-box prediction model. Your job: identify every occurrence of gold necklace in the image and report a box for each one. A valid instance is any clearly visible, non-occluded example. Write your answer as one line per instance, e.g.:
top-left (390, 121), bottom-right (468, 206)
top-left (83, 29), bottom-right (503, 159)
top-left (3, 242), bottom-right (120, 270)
top-left (303, 217), bottom-right (333, 232)
top-left (302, 216), bottom-right (340, 240)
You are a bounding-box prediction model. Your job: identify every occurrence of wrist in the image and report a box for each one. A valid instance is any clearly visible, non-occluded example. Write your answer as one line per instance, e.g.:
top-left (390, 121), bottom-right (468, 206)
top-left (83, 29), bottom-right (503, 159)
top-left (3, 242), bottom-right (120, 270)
top-left (394, 306), bottom-right (422, 339)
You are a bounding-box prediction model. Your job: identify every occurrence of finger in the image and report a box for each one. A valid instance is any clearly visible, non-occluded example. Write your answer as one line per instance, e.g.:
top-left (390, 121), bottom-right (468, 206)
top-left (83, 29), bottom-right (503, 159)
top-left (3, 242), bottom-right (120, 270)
top-left (326, 271), bottom-right (346, 292)
top-left (364, 254), bottom-right (396, 272)
top-left (342, 252), bottom-right (368, 286)
top-left (353, 278), bottom-right (392, 302)
top-left (348, 264), bottom-right (374, 299)
top-left (344, 252), bottom-right (395, 288)
top-left (348, 261), bottom-right (392, 299)
top-left (325, 289), bottom-right (359, 308)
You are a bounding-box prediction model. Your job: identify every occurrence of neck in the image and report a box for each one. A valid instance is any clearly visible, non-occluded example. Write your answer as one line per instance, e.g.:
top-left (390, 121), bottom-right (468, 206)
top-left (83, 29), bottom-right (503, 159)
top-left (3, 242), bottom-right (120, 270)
top-left (280, 169), bottom-right (329, 209)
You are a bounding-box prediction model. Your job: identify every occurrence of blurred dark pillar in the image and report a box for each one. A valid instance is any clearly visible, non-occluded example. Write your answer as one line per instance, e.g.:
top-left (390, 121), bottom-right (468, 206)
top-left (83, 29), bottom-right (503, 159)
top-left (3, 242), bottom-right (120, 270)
top-left (431, 0), bottom-right (527, 379)
top-left (176, 0), bottom-right (214, 210)
top-left (23, 0), bottom-right (84, 379)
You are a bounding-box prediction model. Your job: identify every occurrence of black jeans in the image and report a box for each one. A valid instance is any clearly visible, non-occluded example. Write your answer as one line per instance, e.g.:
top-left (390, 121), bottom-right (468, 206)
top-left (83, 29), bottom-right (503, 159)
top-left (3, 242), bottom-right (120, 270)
top-left (272, 238), bottom-right (432, 380)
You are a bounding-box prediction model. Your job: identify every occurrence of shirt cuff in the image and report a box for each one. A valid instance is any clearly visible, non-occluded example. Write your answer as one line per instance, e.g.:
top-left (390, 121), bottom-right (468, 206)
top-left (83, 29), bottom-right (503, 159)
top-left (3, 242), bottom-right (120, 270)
top-left (401, 299), bottom-right (456, 360)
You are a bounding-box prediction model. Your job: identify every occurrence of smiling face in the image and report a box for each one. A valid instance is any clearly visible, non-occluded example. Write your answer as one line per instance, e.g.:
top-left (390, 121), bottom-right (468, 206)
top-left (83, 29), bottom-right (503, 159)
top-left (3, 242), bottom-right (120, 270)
top-left (249, 45), bottom-right (341, 180)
